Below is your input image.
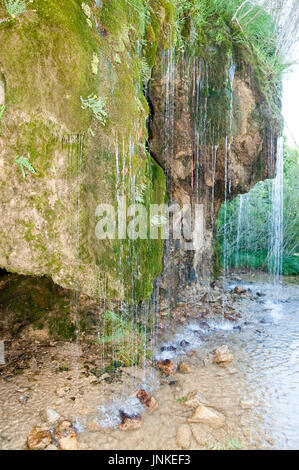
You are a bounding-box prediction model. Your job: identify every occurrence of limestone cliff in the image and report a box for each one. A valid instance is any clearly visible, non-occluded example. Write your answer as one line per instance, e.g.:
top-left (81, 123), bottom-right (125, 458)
top-left (0, 1), bottom-right (281, 305)
top-left (149, 49), bottom-right (280, 306)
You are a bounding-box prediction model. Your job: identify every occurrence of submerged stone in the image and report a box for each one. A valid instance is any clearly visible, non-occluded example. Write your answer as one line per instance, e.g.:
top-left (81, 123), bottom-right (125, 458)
top-left (40, 408), bottom-right (61, 425)
top-left (160, 345), bottom-right (177, 352)
top-left (234, 286), bottom-right (247, 295)
top-left (184, 391), bottom-right (208, 408)
top-left (136, 389), bottom-right (158, 413)
top-left (53, 420), bottom-right (78, 450)
top-left (213, 345), bottom-right (234, 364)
top-left (187, 405), bottom-right (225, 428)
top-left (119, 410), bottom-right (142, 431)
top-left (178, 362), bottom-right (193, 374)
top-left (27, 426), bottom-right (51, 450)
top-left (154, 359), bottom-right (177, 376)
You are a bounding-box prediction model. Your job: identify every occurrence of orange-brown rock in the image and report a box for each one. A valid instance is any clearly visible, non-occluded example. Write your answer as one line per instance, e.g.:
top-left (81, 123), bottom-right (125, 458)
top-left (178, 361), bottom-right (193, 374)
top-left (213, 345), bottom-right (234, 364)
top-left (53, 420), bottom-right (78, 450)
top-left (187, 404), bottom-right (225, 428)
top-left (119, 411), bottom-right (142, 431)
top-left (27, 426), bottom-right (52, 450)
top-left (154, 359), bottom-right (177, 376)
top-left (136, 389), bottom-right (158, 413)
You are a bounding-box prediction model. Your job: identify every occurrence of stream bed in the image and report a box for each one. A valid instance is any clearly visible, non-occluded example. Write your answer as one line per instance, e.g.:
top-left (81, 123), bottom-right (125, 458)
top-left (0, 273), bottom-right (298, 450)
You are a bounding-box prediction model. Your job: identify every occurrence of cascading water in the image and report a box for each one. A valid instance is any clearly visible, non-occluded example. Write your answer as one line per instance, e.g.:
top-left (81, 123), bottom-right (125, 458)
top-left (222, 58), bottom-right (236, 313)
top-left (268, 136), bottom-right (284, 298)
top-left (235, 194), bottom-right (245, 270)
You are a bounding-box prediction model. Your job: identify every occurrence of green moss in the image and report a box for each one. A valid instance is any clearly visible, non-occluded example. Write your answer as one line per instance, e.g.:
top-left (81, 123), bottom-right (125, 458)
top-left (0, 0), bottom-right (99, 132)
top-left (0, 1), bottom-right (280, 305)
top-left (48, 315), bottom-right (76, 341)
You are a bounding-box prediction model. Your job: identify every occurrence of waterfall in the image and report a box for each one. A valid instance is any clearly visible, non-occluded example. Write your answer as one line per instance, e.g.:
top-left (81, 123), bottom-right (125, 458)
top-left (235, 194), bottom-right (245, 270)
top-left (268, 137), bottom-right (284, 295)
top-left (222, 58), bottom-right (236, 309)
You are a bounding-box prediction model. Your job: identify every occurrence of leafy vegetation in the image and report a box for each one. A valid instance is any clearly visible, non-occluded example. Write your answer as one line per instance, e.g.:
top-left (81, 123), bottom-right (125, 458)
top-left (99, 309), bottom-right (146, 366)
top-left (175, 396), bottom-right (187, 403)
top-left (48, 315), bottom-right (76, 341)
top-left (80, 94), bottom-right (107, 125)
top-left (4, 0), bottom-right (27, 18)
top-left (15, 155), bottom-right (37, 178)
top-left (217, 144), bottom-right (299, 275)
top-left (174, 0), bottom-right (298, 103)
top-left (209, 437), bottom-right (243, 450)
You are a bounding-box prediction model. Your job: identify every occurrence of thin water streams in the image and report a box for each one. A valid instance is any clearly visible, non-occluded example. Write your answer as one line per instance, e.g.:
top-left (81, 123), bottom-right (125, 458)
top-left (1, 274), bottom-right (298, 449)
top-left (47, 42), bottom-right (293, 449)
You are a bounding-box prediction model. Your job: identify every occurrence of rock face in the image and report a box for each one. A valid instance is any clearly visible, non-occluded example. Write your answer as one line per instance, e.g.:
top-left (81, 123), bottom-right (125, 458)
top-left (0, 1), bottom-right (166, 302)
top-left (0, 2), bottom-right (280, 305)
top-left (149, 49), bottom-right (280, 307)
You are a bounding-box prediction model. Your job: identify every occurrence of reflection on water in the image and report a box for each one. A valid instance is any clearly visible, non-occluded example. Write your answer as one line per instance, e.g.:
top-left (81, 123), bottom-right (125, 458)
top-left (230, 275), bottom-right (299, 450)
top-left (156, 273), bottom-right (299, 449)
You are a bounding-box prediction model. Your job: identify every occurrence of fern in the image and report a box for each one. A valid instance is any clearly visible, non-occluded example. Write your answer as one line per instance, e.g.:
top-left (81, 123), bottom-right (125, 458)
top-left (141, 57), bottom-right (151, 83)
top-left (99, 310), bottom-right (145, 366)
top-left (15, 156), bottom-right (37, 178)
top-left (134, 182), bottom-right (147, 203)
top-left (4, 0), bottom-right (27, 18)
top-left (150, 214), bottom-right (167, 228)
top-left (80, 94), bottom-right (107, 125)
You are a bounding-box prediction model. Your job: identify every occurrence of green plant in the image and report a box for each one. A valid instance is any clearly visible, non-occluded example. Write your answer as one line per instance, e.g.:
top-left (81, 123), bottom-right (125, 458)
top-left (99, 310), bottom-right (145, 366)
top-left (175, 396), bottom-right (187, 404)
top-left (80, 94), bottom-right (107, 125)
top-left (217, 143), bottom-right (299, 276)
top-left (175, 0), bottom-right (297, 109)
top-left (134, 182), bottom-right (147, 203)
top-left (209, 437), bottom-right (243, 450)
top-left (48, 316), bottom-right (76, 341)
top-left (4, 0), bottom-right (27, 18)
top-left (141, 57), bottom-right (151, 83)
top-left (15, 155), bottom-right (37, 178)
top-left (0, 105), bottom-right (5, 134)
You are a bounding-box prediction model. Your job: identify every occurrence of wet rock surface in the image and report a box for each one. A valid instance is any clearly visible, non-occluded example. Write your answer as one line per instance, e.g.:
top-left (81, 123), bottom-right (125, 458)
top-left (136, 389), bottom-right (158, 413)
top-left (213, 345), bottom-right (234, 364)
top-left (187, 404), bottom-right (225, 428)
top-left (53, 420), bottom-right (78, 450)
top-left (27, 426), bottom-right (51, 450)
top-left (119, 411), bottom-right (142, 431)
top-left (1, 274), bottom-right (298, 450)
top-left (154, 359), bottom-right (177, 376)
top-left (176, 424), bottom-right (191, 450)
